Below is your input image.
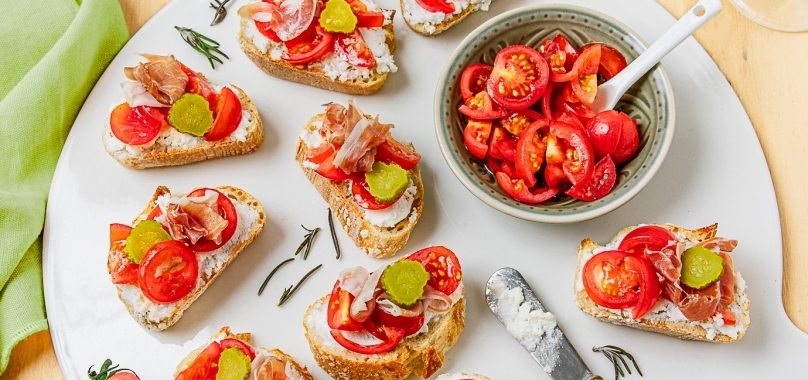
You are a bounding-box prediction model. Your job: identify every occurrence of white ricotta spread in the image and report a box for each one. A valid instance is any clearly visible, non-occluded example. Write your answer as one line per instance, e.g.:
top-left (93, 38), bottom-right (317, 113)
top-left (362, 180), bottom-right (417, 228)
top-left (436, 373), bottom-right (490, 380)
top-left (403, 0), bottom-right (490, 34)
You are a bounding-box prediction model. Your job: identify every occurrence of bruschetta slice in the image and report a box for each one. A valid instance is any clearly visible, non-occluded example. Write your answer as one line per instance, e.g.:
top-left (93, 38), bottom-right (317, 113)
top-left (401, 0), bottom-right (492, 36)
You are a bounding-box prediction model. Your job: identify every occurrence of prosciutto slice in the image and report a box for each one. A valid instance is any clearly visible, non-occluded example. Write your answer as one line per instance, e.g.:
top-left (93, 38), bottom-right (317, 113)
top-left (697, 237), bottom-right (738, 253)
top-left (718, 251), bottom-right (735, 308)
top-left (124, 54), bottom-right (188, 105)
top-left (322, 102), bottom-right (348, 145)
top-left (349, 264), bottom-right (387, 322)
top-left (676, 282), bottom-right (721, 321)
top-left (421, 285), bottom-right (452, 313)
top-left (238, 1), bottom-right (279, 23)
top-left (645, 241), bottom-right (684, 284)
top-left (376, 295), bottom-right (424, 318)
top-left (333, 115), bottom-right (392, 173)
top-left (165, 192), bottom-right (228, 244)
top-left (252, 352), bottom-right (289, 380)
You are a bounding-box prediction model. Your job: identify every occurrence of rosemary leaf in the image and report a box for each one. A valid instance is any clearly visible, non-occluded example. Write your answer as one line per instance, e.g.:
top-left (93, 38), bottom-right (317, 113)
top-left (294, 234), bottom-right (312, 256)
top-left (303, 228), bottom-right (320, 260)
top-left (593, 345), bottom-right (642, 380)
top-left (258, 258), bottom-right (295, 296)
top-left (328, 208), bottom-right (341, 259)
top-left (174, 26), bottom-right (228, 69)
top-left (278, 264), bottom-right (323, 306)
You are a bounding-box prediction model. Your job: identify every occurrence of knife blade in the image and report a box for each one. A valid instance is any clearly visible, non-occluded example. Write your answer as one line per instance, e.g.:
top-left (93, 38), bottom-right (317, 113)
top-left (486, 267), bottom-right (602, 380)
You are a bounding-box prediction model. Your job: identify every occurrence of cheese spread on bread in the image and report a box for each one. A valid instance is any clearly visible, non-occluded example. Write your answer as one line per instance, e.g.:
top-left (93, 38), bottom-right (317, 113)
top-left (402, 0), bottom-right (491, 34)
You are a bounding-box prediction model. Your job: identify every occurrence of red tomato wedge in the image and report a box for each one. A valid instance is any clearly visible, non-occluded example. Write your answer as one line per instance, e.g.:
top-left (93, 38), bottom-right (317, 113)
top-left (108, 224), bottom-right (137, 285)
top-left (407, 246), bottom-right (462, 295)
top-left (220, 338), bottom-right (256, 361)
top-left (463, 119), bottom-right (493, 160)
top-left (415, 0), bottom-right (455, 13)
top-left (459, 91), bottom-right (509, 120)
top-left (306, 143), bottom-right (339, 164)
top-left (617, 225), bottom-right (677, 255)
top-left (138, 240), bottom-right (198, 304)
top-left (540, 38), bottom-right (567, 76)
top-left (566, 155), bottom-right (617, 202)
top-left (352, 176), bottom-right (397, 210)
top-left (316, 150), bottom-right (351, 181)
top-left (487, 45), bottom-right (549, 110)
top-left (372, 307), bottom-right (425, 337)
top-left (495, 172), bottom-right (558, 204)
top-left (205, 86), bottom-right (243, 142)
top-left (553, 34), bottom-right (579, 72)
top-left (327, 280), bottom-right (364, 331)
top-left (500, 160), bottom-right (517, 179)
top-left (375, 137), bottom-right (421, 170)
top-left (355, 11), bottom-right (385, 28)
top-left (501, 110), bottom-right (544, 136)
top-left (330, 327), bottom-right (405, 354)
top-left (544, 163), bottom-right (567, 190)
top-left (585, 110), bottom-right (623, 161)
top-left (179, 64), bottom-right (217, 109)
top-left (612, 112), bottom-right (640, 165)
top-left (335, 30), bottom-right (376, 68)
top-left (175, 341), bottom-right (222, 380)
top-left (110, 223), bottom-right (132, 245)
top-left (460, 63), bottom-right (493, 101)
top-left (549, 121), bottom-right (594, 186)
top-left (110, 103), bottom-right (165, 146)
top-left (283, 25), bottom-right (334, 65)
top-left (515, 120), bottom-right (548, 187)
top-left (570, 44), bottom-right (601, 106)
top-left (597, 44), bottom-right (628, 81)
top-left (186, 188), bottom-right (239, 252)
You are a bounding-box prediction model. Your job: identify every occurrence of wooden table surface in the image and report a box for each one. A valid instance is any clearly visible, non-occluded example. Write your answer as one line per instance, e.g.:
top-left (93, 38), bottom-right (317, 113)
top-left (3, 0), bottom-right (806, 378)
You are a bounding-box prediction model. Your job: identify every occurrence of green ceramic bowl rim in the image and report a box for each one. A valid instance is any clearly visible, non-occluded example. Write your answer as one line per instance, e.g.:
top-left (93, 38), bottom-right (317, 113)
top-left (433, 3), bottom-right (676, 223)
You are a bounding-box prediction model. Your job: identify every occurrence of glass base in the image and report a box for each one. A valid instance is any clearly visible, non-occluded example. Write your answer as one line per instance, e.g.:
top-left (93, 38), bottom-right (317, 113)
top-left (730, 0), bottom-right (808, 32)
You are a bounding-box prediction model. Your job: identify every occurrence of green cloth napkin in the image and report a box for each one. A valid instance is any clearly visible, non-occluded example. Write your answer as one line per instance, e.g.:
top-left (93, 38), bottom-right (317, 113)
top-left (0, 0), bottom-right (129, 373)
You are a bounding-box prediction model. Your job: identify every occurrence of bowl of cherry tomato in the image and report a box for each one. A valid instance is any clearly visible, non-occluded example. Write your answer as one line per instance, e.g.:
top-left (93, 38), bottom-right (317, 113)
top-left (434, 4), bottom-right (675, 223)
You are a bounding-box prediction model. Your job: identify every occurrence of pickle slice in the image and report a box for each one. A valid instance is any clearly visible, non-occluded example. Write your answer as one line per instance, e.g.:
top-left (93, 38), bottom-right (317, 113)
top-left (365, 162), bottom-right (409, 203)
top-left (681, 246), bottom-right (724, 289)
top-left (167, 93), bottom-right (214, 136)
top-left (124, 220), bottom-right (172, 264)
top-left (319, 0), bottom-right (358, 33)
top-left (381, 261), bottom-right (430, 307)
top-left (215, 347), bottom-right (251, 380)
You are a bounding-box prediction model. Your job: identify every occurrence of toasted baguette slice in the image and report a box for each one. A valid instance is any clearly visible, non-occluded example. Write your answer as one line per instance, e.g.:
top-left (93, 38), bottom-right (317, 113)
top-left (113, 186), bottom-right (266, 331)
top-left (102, 85), bottom-right (263, 169)
top-left (175, 326), bottom-right (313, 380)
top-left (238, 4), bottom-right (396, 95)
top-left (303, 289), bottom-right (466, 380)
top-left (295, 114), bottom-right (424, 258)
top-left (573, 223), bottom-right (750, 343)
top-left (435, 373), bottom-right (493, 380)
top-left (400, 0), bottom-right (492, 36)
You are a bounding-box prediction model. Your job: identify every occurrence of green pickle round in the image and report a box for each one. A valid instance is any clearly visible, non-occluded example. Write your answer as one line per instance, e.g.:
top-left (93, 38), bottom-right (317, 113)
top-left (365, 162), bottom-right (410, 203)
top-left (681, 246), bottom-right (724, 289)
top-left (381, 261), bottom-right (430, 307)
top-left (167, 93), bottom-right (214, 136)
top-left (319, 0), bottom-right (358, 33)
top-left (215, 347), bottom-right (251, 380)
top-left (124, 220), bottom-right (172, 264)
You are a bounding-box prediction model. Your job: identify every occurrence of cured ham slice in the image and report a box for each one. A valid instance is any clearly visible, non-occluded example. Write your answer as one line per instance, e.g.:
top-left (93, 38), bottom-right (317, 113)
top-left (252, 352), bottom-right (290, 380)
top-left (718, 251), bottom-right (735, 308)
top-left (238, 1), bottom-right (279, 23)
top-left (677, 282), bottom-right (721, 321)
top-left (333, 115), bottom-right (392, 173)
top-left (645, 241), bottom-right (683, 284)
top-left (697, 237), bottom-right (738, 253)
top-left (421, 285), bottom-right (452, 313)
top-left (124, 54), bottom-right (188, 106)
top-left (165, 193), bottom-right (228, 245)
top-left (238, 0), bottom-right (316, 41)
top-left (350, 265), bottom-right (386, 322)
top-left (322, 102), bottom-right (348, 145)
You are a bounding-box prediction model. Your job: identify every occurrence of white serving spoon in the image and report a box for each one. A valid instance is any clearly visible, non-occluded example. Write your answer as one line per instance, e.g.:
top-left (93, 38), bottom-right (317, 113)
top-left (591, 0), bottom-right (723, 113)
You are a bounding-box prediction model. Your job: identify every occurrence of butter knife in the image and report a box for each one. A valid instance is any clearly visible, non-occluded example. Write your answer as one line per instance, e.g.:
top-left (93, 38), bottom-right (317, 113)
top-left (485, 267), bottom-right (601, 380)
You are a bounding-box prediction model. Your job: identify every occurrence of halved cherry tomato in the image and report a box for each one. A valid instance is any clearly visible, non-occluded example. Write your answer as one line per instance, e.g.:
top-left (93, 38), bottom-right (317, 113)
top-left (553, 34), bottom-right (579, 72)
top-left (375, 137), bottom-right (421, 170)
top-left (566, 155), bottom-right (617, 202)
top-left (460, 63), bottom-right (493, 101)
top-left (515, 120), bottom-right (548, 187)
top-left (110, 223), bottom-right (132, 245)
top-left (487, 45), bottom-right (549, 110)
top-left (186, 188), bottom-right (238, 252)
top-left (612, 112), bottom-right (639, 165)
top-left (335, 30), bottom-right (376, 68)
top-left (569, 44), bottom-right (601, 106)
top-left (372, 307), bottom-right (425, 337)
top-left (283, 25), bottom-right (334, 65)
top-left (617, 225), bottom-right (677, 255)
top-left (306, 143), bottom-right (339, 164)
top-left (220, 338), bottom-right (256, 361)
top-left (585, 110), bottom-right (624, 161)
top-left (627, 255), bottom-right (661, 319)
top-left (549, 121), bottom-right (594, 186)
top-left (487, 127), bottom-right (509, 160)
top-left (138, 240), bottom-right (198, 304)
top-left (582, 250), bottom-right (642, 309)
top-left (327, 280), bottom-right (364, 331)
top-left (330, 326), bottom-right (405, 354)
top-left (463, 119), bottom-right (493, 160)
top-left (255, 20), bottom-right (282, 43)
top-left (355, 11), bottom-right (385, 28)
top-left (179, 64), bottom-right (218, 109)
top-left (597, 44), bottom-right (628, 81)
top-left (175, 341), bottom-right (222, 380)
top-left (316, 150), bottom-right (351, 181)
top-left (540, 38), bottom-right (567, 76)
top-left (352, 175), bottom-right (397, 210)
top-left (493, 136), bottom-right (516, 163)
top-left (544, 163), bottom-right (568, 190)
top-left (501, 110), bottom-right (544, 136)
top-left (459, 91), bottom-right (509, 120)
top-left (407, 246), bottom-right (462, 295)
top-left (415, 0), bottom-right (454, 13)
top-left (500, 160), bottom-right (516, 179)
top-left (495, 172), bottom-right (558, 205)
top-left (110, 103), bottom-right (165, 146)
top-left (108, 223), bottom-right (137, 285)
top-left (205, 86), bottom-right (243, 142)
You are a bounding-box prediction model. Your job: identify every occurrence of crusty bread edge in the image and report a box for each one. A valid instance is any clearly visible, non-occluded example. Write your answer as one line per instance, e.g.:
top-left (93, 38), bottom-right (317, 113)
top-left (572, 223), bottom-right (751, 343)
top-left (400, 0), bottom-right (489, 36)
top-left (113, 186), bottom-right (267, 331)
top-left (435, 373), bottom-right (492, 380)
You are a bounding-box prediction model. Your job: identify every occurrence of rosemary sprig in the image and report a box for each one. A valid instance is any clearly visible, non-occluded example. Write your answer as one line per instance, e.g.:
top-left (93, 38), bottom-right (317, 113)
top-left (209, 0), bottom-right (233, 26)
top-left (593, 345), bottom-right (642, 380)
top-left (88, 359), bottom-right (138, 380)
top-left (295, 225), bottom-right (321, 260)
top-left (278, 264), bottom-right (323, 306)
top-left (174, 26), bottom-right (229, 69)
top-left (258, 258), bottom-right (295, 296)
top-left (328, 208), bottom-right (341, 259)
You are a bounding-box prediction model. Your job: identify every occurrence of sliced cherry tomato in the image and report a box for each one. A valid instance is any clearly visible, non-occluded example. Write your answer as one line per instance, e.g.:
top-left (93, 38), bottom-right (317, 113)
top-left (415, 0), bottom-right (454, 13)
top-left (459, 91), bottom-right (509, 120)
top-left (355, 11), bottom-right (385, 28)
top-left (375, 137), bottom-right (421, 170)
top-left (553, 34), bottom-right (579, 72)
top-left (543, 163), bottom-right (568, 190)
top-left (179, 64), bottom-right (218, 109)
top-left (186, 188), bottom-right (239, 252)
top-left (330, 326), bottom-right (405, 354)
top-left (585, 110), bottom-right (624, 161)
top-left (487, 45), bottom-right (549, 110)
top-left (597, 44), bottom-right (628, 81)
top-left (327, 280), bottom-right (364, 331)
top-left (540, 81), bottom-right (557, 118)
top-left (495, 171), bottom-right (558, 204)
top-left (255, 20), bottom-right (282, 43)
top-left (335, 30), bottom-right (376, 68)
top-left (460, 63), bottom-right (493, 101)
top-left (549, 121), bottom-right (594, 186)
top-left (463, 119), bottom-right (493, 160)
top-left (487, 126), bottom-right (509, 160)
top-left (205, 86), bottom-right (243, 142)
top-left (617, 225), bottom-right (677, 255)
top-left (372, 307), bottom-right (425, 337)
top-left (110, 223), bottom-right (133, 245)
top-left (569, 44), bottom-right (601, 107)
top-left (493, 136), bottom-right (516, 163)
top-left (315, 150), bottom-right (351, 181)
top-left (362, 316), bottom-right (389, 341)
top-left (352, 175), bottom-right (397, 210)
top-left (110, 103), bottom-right (164, 146)
top-left (283, 25), bottom-right (334, 65)
top-left (306, 143), bottom-right (339, 164)
top-left (555, 111), bottom-right (585, 132)
top-left (175, 341), bottom-right (222, 380)
top-left (626, 255), bottom-right (661, 319)
top-left (612, 112), bottom-right (639, 165)
top-left (501, 110), bottom-right (544, 136)
top-left (566, 155), bottom-right (617, 202)
top-left (108, 224), bottom-right (138, 285)
top-left (500, 160), bottom-right (516, 179)
top-left (407, 246), bottom-right (462, 295)
top-left (540, 38), bottom-right (567, 77)
top-left (138, 240), bottom-right (198, 304)
top-left (515, 120), bottom-right (548, 188)
top-left (346, 0), bottom-right (367, 12)
top-left (559, 101), bottom-right (596, 126)
top-left (582, 250), bottom-right (641, 309)
top-left (220, 338), bottom-right (256, 361)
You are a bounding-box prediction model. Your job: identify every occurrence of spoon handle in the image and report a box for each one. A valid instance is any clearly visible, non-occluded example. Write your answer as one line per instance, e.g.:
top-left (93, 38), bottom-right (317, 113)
top-left (592, 0), bottom-right (722, 112)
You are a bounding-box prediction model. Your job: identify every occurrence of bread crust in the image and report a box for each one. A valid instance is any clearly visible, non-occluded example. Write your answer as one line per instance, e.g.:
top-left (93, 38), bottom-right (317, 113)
top-left (238, 12), bottom-right (396, 95)
top-left (295, 114), bottom-right (424, 258)
top-left (573, 223), bottom-right (751, 343)
top-left (435, 373), bottom-right (492, 380)
top-left (400, 0), bottom-right (490, 36)
top-left (112, 186), bottom-right (267, 331)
